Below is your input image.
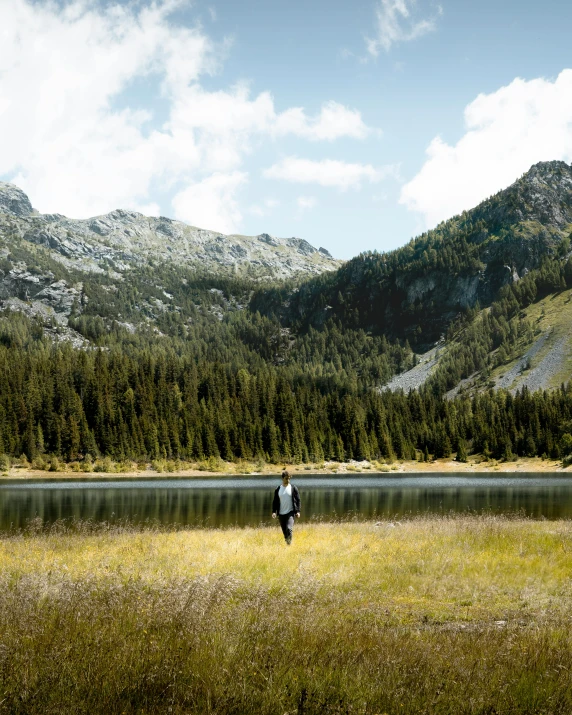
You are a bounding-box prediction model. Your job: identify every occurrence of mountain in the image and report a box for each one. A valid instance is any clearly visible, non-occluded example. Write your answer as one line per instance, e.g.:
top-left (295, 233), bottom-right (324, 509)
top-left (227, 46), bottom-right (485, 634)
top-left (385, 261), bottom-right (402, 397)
top-left (261, 160), bottom-right (572, 349)
top-left (0, 182), bottom-right (340, 344)
top-left (0, 182), bottom-right (338, 279)
top-left (1, 161), bottom-right (572, 468)
top-left (2, 162), bottom-right (571, 379)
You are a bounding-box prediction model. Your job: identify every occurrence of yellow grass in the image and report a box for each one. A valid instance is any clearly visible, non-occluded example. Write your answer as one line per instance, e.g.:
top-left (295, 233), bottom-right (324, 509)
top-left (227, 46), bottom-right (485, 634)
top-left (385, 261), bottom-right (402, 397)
top-left (3, 518), bottom-right (572, 713)
top-left (3, 517), bottom-right (572, 622)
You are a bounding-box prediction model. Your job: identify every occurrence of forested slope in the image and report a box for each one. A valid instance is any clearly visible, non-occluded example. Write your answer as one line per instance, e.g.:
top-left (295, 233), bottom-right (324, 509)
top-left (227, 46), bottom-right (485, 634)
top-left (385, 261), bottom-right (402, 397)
top-left (253, 161), bottom-right (572, 349)
top-left (2, 311), bottom-right (572, 465)
top-left (1, 161), bottom-right (572, 466)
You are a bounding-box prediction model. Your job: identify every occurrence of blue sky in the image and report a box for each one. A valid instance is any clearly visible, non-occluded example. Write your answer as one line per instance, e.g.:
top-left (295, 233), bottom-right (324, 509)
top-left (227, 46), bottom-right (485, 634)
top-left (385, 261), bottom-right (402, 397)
top-left (1, 0), bottom-right (572, 258)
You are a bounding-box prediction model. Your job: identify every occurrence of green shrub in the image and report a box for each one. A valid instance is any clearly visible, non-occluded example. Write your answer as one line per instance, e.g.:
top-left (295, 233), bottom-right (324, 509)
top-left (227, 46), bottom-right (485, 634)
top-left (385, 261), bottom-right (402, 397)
top-left (206, 456), bottom-right (223, 472)
top-left (94, 457), bottom-right (114, 473)
top-left (80, 455), bottom-right (94, 473)
top-left (48, 456), bottom-right (60, 472)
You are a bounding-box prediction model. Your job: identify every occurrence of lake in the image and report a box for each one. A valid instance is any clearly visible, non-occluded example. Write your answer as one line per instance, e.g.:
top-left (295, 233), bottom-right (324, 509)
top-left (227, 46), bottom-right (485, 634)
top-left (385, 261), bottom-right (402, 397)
top-left (2, 474), bottom-right (572, 530)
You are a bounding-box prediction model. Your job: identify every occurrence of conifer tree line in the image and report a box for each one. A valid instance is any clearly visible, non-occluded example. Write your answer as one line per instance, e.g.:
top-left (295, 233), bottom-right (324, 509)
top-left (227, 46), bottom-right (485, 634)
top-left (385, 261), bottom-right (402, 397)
top-left (1, 321), bottom-right (572, 465)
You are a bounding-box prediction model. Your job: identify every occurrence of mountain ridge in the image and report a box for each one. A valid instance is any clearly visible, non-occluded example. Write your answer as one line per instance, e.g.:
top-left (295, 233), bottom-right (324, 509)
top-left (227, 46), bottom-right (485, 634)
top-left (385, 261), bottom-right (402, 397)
top-left (1, 160), bottom-right (572, 393)
top-left (0, 180), bottom-right (340, 281)
top-left (260, 160), bottom-right (572, 351)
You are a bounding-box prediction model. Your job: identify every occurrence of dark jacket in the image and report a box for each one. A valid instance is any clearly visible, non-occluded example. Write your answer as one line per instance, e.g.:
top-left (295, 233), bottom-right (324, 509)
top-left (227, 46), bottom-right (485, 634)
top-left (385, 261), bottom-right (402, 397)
top-left (272, 484), bottom-right (301, 515)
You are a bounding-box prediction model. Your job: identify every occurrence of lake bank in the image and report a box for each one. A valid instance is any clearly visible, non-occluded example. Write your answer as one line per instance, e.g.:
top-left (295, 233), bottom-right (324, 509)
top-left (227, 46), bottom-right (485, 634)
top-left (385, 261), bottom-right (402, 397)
top-left (6, 474), bottom-right (572, 529)
top-left (1, 454), bottom-right (568, 480)
top-left (2, 517), bottom-right (572, 713)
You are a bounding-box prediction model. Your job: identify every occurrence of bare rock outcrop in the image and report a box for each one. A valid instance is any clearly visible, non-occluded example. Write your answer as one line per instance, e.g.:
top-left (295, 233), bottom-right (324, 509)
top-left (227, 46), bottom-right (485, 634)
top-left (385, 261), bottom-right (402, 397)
top-left (0, 183), bottom-right (341, 282)
top-left (0, 182), bottom-right (34, 217)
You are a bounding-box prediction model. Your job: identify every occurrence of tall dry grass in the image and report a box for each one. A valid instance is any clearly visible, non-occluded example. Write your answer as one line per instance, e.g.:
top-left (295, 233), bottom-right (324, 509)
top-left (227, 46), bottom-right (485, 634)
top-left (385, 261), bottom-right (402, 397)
top-left (1, 516), bottom-right (572, 713)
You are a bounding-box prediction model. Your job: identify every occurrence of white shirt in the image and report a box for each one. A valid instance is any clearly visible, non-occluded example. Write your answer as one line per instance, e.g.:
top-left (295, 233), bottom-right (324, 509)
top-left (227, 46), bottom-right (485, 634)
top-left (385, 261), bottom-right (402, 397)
top-left (278, 484), bottom-right (294, 515)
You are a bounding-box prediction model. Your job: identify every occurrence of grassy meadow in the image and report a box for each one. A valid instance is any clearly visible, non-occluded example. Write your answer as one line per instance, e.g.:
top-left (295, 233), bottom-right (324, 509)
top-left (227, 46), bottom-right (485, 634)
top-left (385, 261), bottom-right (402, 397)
top-left (2, 517), bottom-right (572, 713)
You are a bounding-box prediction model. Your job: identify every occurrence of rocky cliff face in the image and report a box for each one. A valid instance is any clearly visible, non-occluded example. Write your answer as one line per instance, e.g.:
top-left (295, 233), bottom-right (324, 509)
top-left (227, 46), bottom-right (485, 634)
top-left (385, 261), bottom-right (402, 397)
top-left (0, 184), bottom-right (339, 280)
top-left (0, 182), bottom-right (340, 336)
top-left (0, 182), bottom-right (34, 218)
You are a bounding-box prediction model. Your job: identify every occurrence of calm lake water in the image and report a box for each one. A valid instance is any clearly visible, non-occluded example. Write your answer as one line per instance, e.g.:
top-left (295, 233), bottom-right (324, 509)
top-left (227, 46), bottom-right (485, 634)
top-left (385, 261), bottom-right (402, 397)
top-left (2, 474), bottom-right (572, 530)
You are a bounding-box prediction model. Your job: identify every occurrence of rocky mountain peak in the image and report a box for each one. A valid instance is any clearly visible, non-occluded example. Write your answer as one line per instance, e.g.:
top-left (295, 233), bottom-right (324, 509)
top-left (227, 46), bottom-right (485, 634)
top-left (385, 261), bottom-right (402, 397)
top-left (524, 160), bottom-right (572, 181)
top-left (512, 161), bottom-right (572, 228)
top-left (0, 182), bottom-right (342, 340)
top-left (516, 161), bottom-right (572, 204)
top-left (473, 160), bottom-right (572, 232)
top-left (0, 182), bottom-right (34, 217)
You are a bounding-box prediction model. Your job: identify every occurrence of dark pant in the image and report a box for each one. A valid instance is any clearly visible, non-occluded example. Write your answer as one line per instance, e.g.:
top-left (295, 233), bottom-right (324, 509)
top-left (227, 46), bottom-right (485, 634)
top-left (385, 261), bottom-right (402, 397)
top-left (278, 511), bottom-right (295, 544)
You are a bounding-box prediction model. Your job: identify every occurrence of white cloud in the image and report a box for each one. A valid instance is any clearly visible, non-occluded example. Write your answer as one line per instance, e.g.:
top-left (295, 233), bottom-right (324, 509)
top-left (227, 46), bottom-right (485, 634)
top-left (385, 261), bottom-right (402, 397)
top-left (273, 101), bottom-right (371, 141)
top-left (366, 0), bottom-right (441, 56)
top-left (167, 88), bottom-right (370, 166)
top-left (0, 0), bottom-right (372, 232)
top-left (400, 70), bottom-right (572, 228)
top-left (0, 0), bottom-right (216, 217)
top-left (297, 196), bottom-right (317, 210)
top-left (264, 157), bottom-right (396, 190)
top-left (172, 172), bottom-right (247, 234)
top-left (131, 201), bottom-right (162, 217)
top-left (165, 83), bottom-right (275, 174)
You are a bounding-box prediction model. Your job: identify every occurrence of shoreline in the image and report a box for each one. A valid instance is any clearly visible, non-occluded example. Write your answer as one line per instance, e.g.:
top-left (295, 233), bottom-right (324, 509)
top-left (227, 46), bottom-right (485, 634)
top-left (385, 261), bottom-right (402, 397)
top-left (1, 455), bottom-right (569, 480)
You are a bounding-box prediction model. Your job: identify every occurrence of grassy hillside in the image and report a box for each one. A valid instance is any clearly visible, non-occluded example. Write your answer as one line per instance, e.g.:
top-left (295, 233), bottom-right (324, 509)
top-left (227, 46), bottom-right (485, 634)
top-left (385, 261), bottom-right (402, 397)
top-left (490, 288), bottom-right (572, 392)
top-left (386, 284), bottom-right (572, 397)
top-left (377, 249), bottom-right (572, 400)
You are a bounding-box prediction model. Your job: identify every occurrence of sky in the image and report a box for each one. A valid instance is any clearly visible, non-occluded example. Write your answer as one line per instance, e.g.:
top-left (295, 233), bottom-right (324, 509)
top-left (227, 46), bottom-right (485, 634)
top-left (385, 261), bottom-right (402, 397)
top-left (1, 0), bottom-right (572, 259)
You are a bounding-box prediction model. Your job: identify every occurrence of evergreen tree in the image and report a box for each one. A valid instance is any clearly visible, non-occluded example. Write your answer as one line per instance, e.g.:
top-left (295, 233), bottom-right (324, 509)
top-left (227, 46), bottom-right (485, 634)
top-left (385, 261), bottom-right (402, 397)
top-left (456, 439), bottom-right (468, 463)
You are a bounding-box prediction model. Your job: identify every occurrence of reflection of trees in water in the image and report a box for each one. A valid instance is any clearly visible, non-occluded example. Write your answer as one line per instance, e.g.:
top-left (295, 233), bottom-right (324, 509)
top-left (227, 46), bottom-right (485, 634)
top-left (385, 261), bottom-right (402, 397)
top-left (1, 486), bottom-right (572, 530)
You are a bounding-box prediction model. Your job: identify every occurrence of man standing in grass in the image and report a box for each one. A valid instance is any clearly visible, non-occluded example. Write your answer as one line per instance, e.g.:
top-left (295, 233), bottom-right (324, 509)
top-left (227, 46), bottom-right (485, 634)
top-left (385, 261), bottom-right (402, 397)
top-left (272, 470), bottom-right (301, 545)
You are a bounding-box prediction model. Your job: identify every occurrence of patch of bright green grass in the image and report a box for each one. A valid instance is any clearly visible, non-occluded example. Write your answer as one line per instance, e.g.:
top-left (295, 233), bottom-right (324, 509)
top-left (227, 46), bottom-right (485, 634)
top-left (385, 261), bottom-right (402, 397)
top-left (488, 287), bottom-right (572, 390)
